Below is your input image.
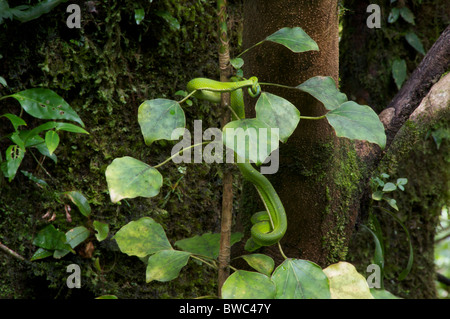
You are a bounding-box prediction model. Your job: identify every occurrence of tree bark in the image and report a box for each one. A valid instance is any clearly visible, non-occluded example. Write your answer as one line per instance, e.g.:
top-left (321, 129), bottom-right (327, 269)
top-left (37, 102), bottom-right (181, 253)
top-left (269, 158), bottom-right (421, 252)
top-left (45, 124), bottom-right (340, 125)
top-left (242, 0), bottom-right (343, 266)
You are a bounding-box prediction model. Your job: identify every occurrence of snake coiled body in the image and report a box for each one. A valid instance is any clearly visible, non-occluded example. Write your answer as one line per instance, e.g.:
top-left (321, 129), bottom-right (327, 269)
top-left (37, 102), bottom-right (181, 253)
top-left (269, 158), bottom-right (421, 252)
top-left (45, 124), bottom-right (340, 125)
top-left (186, 76), bottom-right (287, 247)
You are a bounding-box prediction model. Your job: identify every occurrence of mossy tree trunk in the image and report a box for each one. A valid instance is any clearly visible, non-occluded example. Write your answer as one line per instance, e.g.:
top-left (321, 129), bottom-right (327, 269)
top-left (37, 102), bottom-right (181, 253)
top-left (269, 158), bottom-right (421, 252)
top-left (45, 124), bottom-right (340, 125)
top-left (339, 0), bottom-right (450, 298)
top-left (241, 0), bottom-right (358, 266)
top-left (239, 0), bottom-right (449, 300)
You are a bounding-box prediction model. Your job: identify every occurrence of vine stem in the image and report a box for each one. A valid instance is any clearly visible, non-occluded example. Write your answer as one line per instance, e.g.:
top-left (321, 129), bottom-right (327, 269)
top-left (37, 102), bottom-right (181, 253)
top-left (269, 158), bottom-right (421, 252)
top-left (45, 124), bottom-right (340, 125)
top-left (216, 0), bottom-right (233, 298)
top-left (300, 115), bottom-right (326, 120)
top-left (235, 40), bottom-right (265, 59)
top-left (178, 89), bottom-right (198, 104)
top-left (191, 255), bottom-right (218, 270)
top-left (0, 241), bottom-right (26, 262)
top-left (152, 142), bottom-right (210, 169)
top-left (259, 82), bottom-right (297, 90)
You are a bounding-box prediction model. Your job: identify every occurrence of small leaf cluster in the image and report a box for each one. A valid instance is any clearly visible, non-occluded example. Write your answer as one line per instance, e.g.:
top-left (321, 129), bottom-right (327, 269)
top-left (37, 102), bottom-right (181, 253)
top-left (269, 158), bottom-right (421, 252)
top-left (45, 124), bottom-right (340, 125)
top-left (371, 173), bottom-right (408, 211)
top-left (0, 88), bottom-right (88, 182)
top-left (30, 190), bottom-right (110, 261)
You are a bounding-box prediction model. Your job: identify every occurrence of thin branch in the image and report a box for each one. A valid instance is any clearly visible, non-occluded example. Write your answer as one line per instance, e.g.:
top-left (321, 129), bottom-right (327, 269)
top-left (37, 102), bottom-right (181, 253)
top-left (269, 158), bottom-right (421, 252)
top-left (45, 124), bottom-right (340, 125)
top-left (381, 25), bottom-right (450, 149)
top-left (216, 0), bottom-right (234, 298)
top-left (437, 273), bottom-right (450, 286)
top-left (0, 241), bottom-right (27, 262)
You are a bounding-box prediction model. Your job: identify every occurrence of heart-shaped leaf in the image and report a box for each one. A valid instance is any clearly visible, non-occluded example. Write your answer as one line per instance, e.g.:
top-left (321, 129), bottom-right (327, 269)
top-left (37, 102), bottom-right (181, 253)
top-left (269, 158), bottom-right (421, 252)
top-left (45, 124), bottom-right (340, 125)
top-left (265, 27), bottom-right (319, 53)
top-left (105, 156), bottom-right (163, 203)
top-left (114, 217), bottom-right (172, 258)
top-left (241, 254), bottom-right (275, 276)
top-left (138, 99), bottom-right (186, 145)
top-left (174, 232), bottom-right (243, 259)
top-left (325, 101), bottom-right (386, 149)
top-left (323, 262), bottom-right (374, 299)
top-left (221, 270), bottom-right (276, 299)
top-left (146, 250), bottom-right (191, 283)
top-left (296, 76), bottom-right (348, 110)
top-left (222, 118), bottom-right (279, 165)
top-left (271, 258), bottom-right (331, 299)
top-left (255, 92), bottom-right (300, 143)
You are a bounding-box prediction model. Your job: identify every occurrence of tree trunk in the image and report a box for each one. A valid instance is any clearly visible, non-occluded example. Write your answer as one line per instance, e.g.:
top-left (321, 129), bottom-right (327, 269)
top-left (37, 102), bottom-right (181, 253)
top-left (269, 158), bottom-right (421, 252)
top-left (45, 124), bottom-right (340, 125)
top-left (241, 0), bottom-right (353, 266)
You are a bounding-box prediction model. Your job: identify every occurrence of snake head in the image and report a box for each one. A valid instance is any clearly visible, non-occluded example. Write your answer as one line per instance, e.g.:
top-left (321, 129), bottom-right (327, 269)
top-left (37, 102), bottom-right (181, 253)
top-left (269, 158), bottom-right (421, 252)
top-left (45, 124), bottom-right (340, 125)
top-left (248, 76), bottom-right (261, 97)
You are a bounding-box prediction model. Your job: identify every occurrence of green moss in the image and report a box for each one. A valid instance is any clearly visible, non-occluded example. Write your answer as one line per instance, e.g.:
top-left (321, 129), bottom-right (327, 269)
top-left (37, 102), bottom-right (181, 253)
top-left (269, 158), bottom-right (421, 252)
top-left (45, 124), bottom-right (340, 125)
top-left (0, 0), bottom-right (240, 298)
top-left (348, 107), bottom-right (449, 299)
top-left (321, 141), bottom-right (364, 264)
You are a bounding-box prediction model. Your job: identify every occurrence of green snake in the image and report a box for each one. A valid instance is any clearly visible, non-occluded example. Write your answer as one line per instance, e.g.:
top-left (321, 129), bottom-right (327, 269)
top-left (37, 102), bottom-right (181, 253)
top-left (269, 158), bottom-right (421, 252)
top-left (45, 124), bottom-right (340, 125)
top-left (186, 76), bottom-right (287, 247)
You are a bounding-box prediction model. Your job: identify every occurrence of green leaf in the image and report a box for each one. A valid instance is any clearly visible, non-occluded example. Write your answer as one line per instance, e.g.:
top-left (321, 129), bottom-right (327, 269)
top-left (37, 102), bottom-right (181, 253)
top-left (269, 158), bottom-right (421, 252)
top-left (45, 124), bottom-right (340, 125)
top-left (230, 58), bottom-right (244, 69)
top-left (222, 118), bottom-right (279, 165)
top-left (1, 145), bottom-right (25, 181)
top-left (1, 113), bottom-right (26, 131)
top-left (134, 8), bottom-right (144, 25)
top-left (33, 138), bottom-right (57, 163)
top-left (296, 76), bottom-right (348, 110)
top-left (222, 270), bottom-right (276, 299)
top-left (21, 170), bottom-right (48, 187)
top-left (388, 8), bottom-right (400, 23)
top-left (244, 237), bottom-right (262, 252)
top-left (146, 250), bottom-right (191, 283)
top-left (396, 178), bottom-right (408, 191)
top-left (44, 130), bottom-right (59, 155)
top-left (30, 247), bottom-right (53, 261)
top-left (93, 220), bottom-right (109, 242)
top-left (382, 182), bottom-right (397, 192)
top-left (255, 92), bottom-right (300, 143)
top-left (113, 217), bottom-right (172, 258)
top-left (20, 122), bottom-right (88, 145)
top-left (96, 295), bottom-right (119, 299)
top-left (33, 225), bottom-right (71, 251)
top-left (271, 258), bottom-right (331, 299)
top-left (0, 76), bottom-right (7, 87)
top-left (52, 122), bottom-right (89, 134)
top-left (65, 226), bottom-right (90, 249)
top-left (392, 59), bottom-right (407, 90)
top-left (155, 10), bottom-right (180, 30)
top-left (384, 197), bottom-right (399, 211)
top-left (175, 232), bottom-right (243, 259)
top-left (323, 262), bottom-right (374, 299)
top-left (376, 207), bottom-right (413, 281)
top-left (405, 32), bottom-right (425, 55)
top-left (325, 101), bottom-right (386, 149)
top-left (265, 27), bottom-right (319, 53)
top-left (362, 224), bottom-right (385, 276)
top-left (138, 99), bottom-right (186, 145)
top-left (65, 191), bottom-right (91, 217)
top-left (10, 132), bottom-right (25, 150)
top-left (370, 288), bottom-right (401, 299)
top-left (10, 88), bottom-right (84, 127)
top-left (399, 7), bottom-right (415, 25)
top-left (105, 156), bottom-right (163, 203)
top-left (372, 191), bottom-right (384, 201)
top-left (241, 254), bottom-right (275, 276)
